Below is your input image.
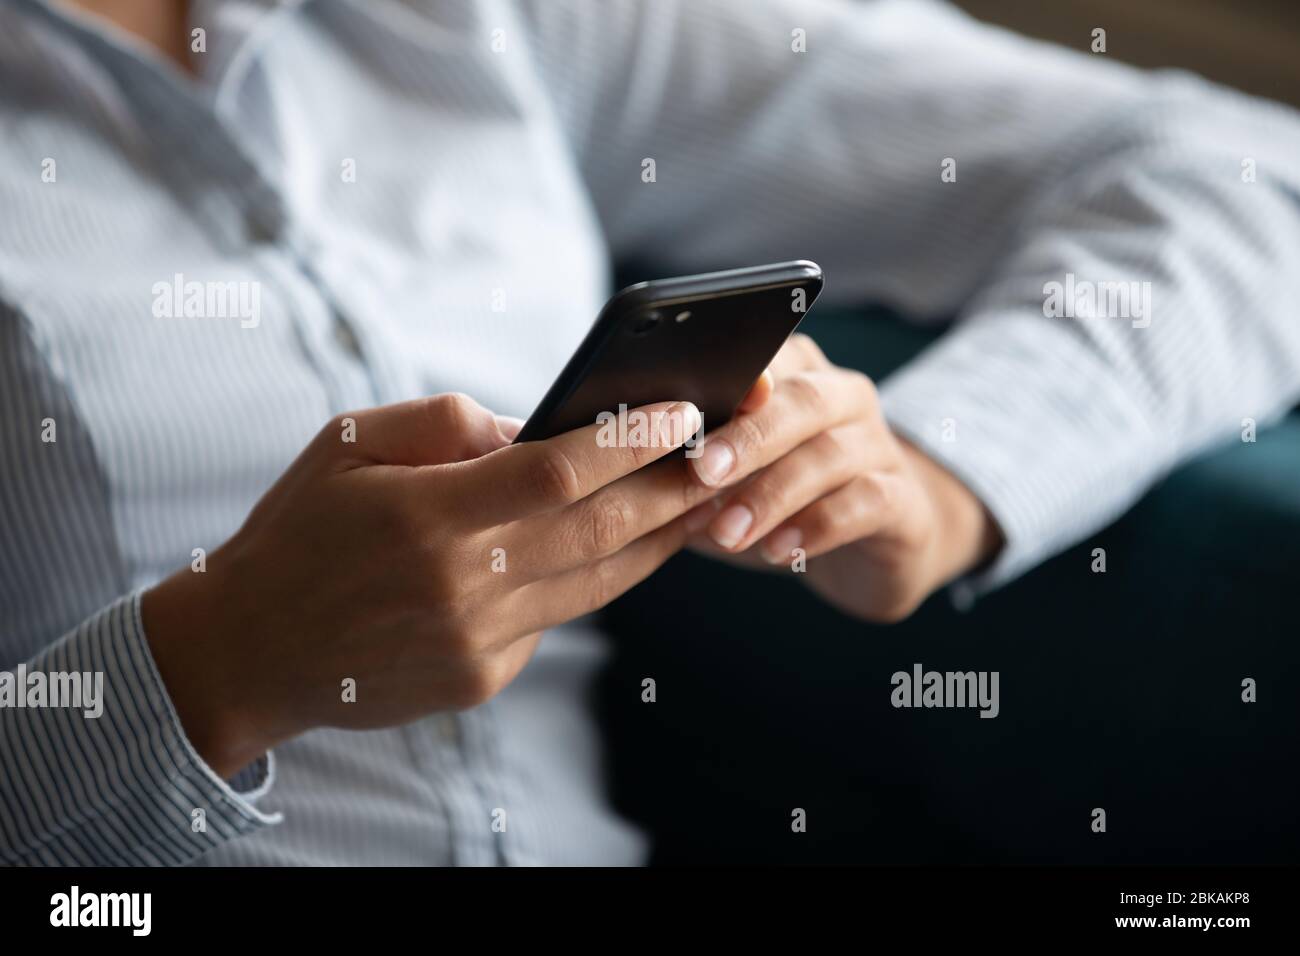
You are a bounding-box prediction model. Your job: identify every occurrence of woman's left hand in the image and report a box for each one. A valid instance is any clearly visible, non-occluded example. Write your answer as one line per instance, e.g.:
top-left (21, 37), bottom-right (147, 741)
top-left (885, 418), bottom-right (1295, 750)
top-left (684, 333), bottom-right (1001, 622)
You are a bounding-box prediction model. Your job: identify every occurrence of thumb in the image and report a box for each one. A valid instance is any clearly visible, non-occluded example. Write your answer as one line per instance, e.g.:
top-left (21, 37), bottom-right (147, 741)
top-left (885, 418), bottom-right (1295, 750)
top-left (327, 393), bottom-right (507, 466)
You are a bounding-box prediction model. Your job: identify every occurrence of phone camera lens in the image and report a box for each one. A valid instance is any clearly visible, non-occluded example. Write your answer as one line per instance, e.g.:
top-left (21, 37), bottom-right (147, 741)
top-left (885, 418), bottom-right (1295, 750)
top-left (629, 312), bottom-right (662, 336)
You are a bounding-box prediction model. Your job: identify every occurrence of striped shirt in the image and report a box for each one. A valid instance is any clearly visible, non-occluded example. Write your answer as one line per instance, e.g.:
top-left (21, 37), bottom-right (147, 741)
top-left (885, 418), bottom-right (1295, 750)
top-left (1, 0), bottom-right (1298, 865)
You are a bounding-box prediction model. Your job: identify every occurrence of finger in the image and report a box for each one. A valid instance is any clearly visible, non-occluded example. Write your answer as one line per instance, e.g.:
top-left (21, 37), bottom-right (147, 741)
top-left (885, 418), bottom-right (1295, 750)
top-left (507, 453), bottom-right (720, 578)
top-left (769, 332), bottom-right (828, 377)
top-left (326, 393), bottom-right (509, 467)
top-left (689, 367), bottom-right (876, 489)
top-left (464, 401), bottom-right (701, 523)
top-left (703, 426), bottom-right (866, 553)
top-left (758, 474), bottom-right (896, 563)
top-left (511, 514), bottom-right (691, 630)
top-left (682, 500), bottom-right (774, 570)
top-left (686, 537), bottom-right (773, 571)
top-left (494, 415), bottom-right (525, 441)
top-left (730, 333), bottom-right (822, 425)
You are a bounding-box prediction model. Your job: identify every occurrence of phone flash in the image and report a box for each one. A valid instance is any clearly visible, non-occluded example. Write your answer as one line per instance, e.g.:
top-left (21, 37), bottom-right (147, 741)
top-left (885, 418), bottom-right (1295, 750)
top-left (675, 310), bottom-right (692, 323)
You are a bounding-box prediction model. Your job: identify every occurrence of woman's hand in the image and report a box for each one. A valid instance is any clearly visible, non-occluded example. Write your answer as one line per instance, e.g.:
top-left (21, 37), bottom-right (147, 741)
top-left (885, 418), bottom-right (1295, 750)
top-left (143, 393), bottom-right (713, 778)
top-left (685, 334), bottom-right (1002, 622)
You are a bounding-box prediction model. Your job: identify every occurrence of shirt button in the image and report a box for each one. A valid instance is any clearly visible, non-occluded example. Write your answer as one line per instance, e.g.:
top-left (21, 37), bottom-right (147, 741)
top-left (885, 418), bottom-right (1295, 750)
top-left (246, 207), bottom-right (286, 245)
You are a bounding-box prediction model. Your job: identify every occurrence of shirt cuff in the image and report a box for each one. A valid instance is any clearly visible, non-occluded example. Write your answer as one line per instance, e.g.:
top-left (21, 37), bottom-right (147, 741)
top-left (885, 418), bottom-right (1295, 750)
top-left (878, 319), bottom-right (1162, 600)
top-left (0, 591), bottom-right (281, 865)
top-left (227, 752), bottom-right (275, 802)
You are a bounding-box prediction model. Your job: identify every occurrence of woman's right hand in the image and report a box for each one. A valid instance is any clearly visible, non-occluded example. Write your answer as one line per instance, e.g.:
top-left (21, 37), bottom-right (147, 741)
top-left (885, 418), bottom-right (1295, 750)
top-left (142, 393), bottom-right (706, 778)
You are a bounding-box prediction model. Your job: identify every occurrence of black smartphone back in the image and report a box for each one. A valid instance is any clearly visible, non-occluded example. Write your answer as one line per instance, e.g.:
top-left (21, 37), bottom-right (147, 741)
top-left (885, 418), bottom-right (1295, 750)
top-left (514, 260), bottom-right (823, 443)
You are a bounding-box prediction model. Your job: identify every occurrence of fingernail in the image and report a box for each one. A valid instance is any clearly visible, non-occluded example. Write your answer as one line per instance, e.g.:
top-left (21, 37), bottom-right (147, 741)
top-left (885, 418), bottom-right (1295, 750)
top-left (762, 527), bottom-right (803, 565)
top-left (684, 498), bottom-right (718, 534)
top-left (692, 438), bottom-right (735, 486)
top-left (679, 403), bottom-right (702, 439)
top-left (661, 402), bottom-right (702, 447)
top-left (710, 504), bottom-right (753, 549)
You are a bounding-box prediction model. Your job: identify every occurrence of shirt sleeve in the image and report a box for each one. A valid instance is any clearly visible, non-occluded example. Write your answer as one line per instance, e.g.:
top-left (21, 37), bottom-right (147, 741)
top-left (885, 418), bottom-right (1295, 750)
top-left (515, 0), bottom-right (1300, 589)
top-left (0, 591), bottom-right (280, 866)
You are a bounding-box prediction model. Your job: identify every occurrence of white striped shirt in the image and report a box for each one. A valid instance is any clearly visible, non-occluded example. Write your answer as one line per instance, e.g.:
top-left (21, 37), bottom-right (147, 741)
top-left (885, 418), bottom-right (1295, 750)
top-left (1, 0), bottom-right (1298, 865)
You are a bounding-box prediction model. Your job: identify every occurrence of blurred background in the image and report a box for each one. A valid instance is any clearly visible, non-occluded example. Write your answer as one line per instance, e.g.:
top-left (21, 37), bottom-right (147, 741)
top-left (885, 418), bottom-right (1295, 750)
top-left (953, 0), bottom-right (1300, 107)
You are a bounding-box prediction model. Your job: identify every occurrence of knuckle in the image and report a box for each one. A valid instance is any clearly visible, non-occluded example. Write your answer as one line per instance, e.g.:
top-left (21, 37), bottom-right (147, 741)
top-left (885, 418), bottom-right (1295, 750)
top-left (727, 411), bottom-right (770, 460)
top-left (679, 465), bottom-right (708, 511)
top-left (850, 369), bottom-right (879, 406)
top-left (816, 428), bottom-right (849, 463)
top-left (802, 502), bottom-right (837, 541)
top-left (739, 475), bottom-right (783, 526)
top-left (630, 427), bottom-right (670, 465)
top-left (865, 473), bottom-right (898, 519)
top-left (533, 446), bottom-right (585, 506)
top-left (825, 479), bottom-right (881, 542)
top-left (791, 332), bottom-right (825, 364)
top-left (581, 497), bottom-right (633, 560)
top-left (583, 555), bottom-right (622, 610)
top-left (430, 392), bottom-right (480, 435)
top-left (826, 427), bottom-right (873, 476)
top-left (783, 370), bottom-right (828, 412)
top-left (451, 662), bottom-right (498, 710)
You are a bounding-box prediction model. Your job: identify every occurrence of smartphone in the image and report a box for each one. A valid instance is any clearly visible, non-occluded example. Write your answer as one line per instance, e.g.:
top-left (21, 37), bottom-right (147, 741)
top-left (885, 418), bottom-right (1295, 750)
top-left (514, 260), bottom-right (823, 445)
